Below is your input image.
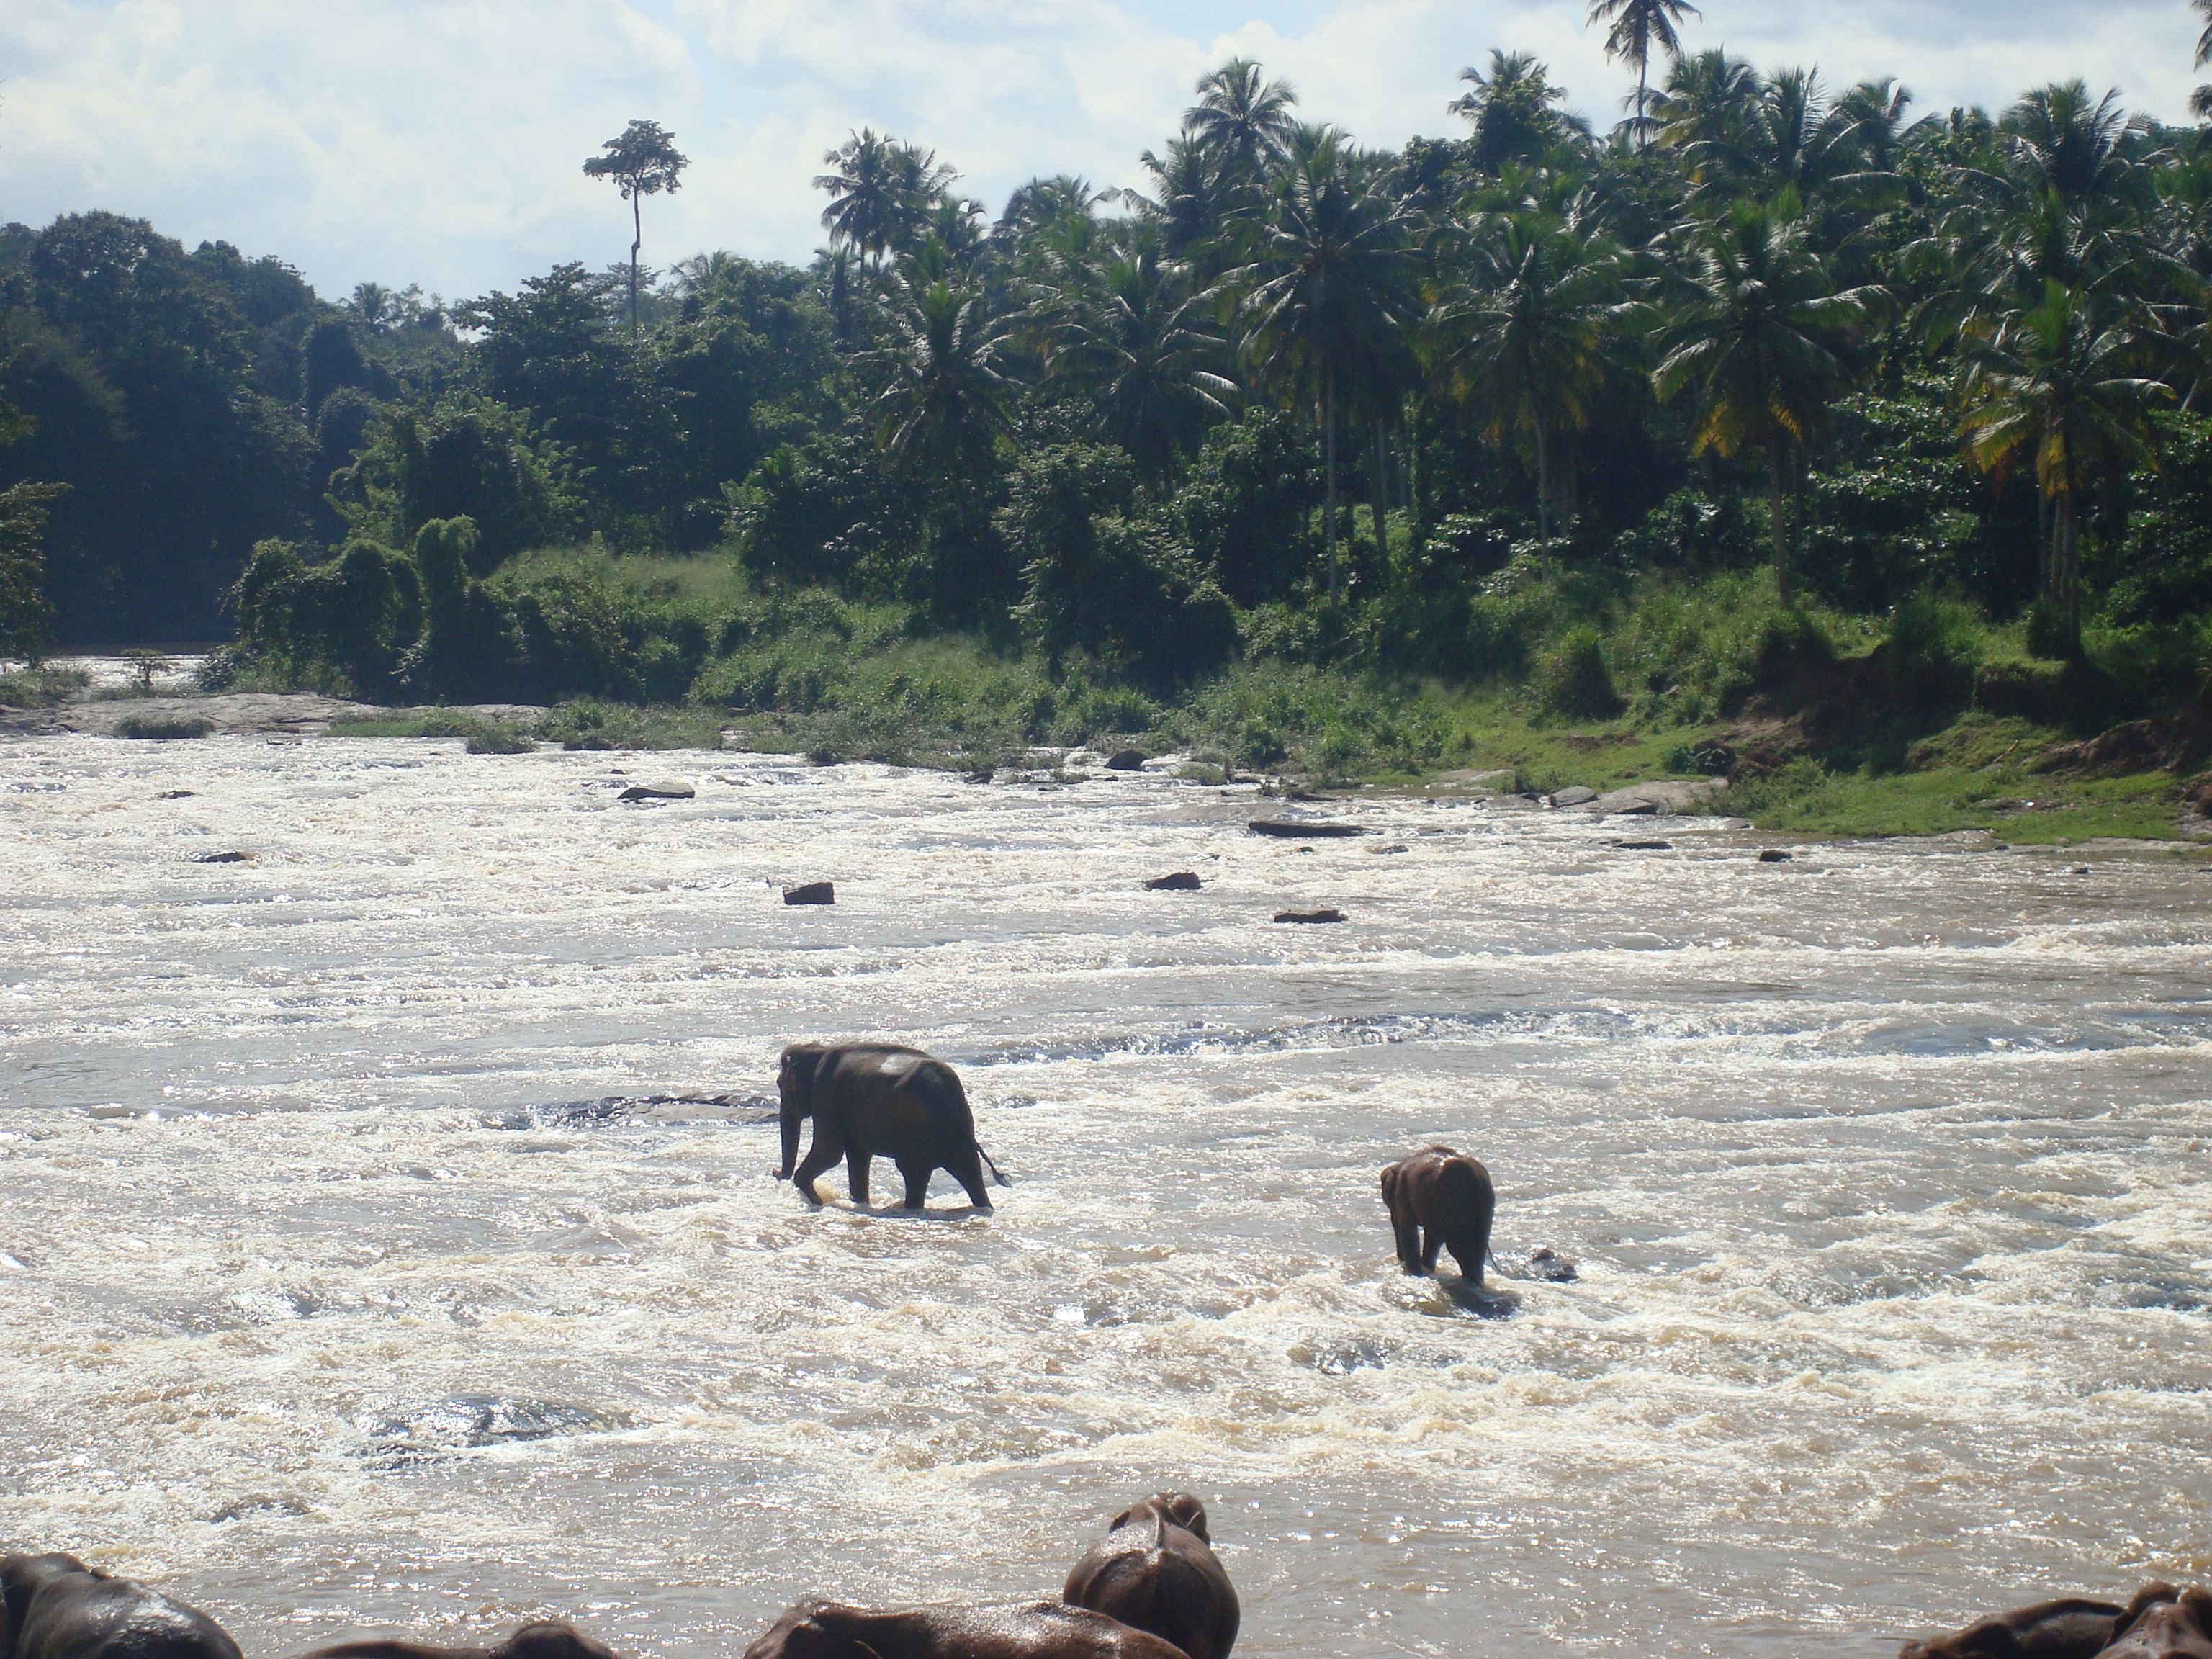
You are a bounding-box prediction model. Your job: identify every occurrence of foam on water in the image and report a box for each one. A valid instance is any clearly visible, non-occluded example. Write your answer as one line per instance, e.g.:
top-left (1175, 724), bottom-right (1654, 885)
top-left (4, 735), bottom-right (2211, 1657)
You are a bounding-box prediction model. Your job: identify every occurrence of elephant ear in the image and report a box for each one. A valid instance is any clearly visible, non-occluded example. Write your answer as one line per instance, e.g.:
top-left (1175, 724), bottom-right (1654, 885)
top-left (778, 1045), bottom-right (825, 1113)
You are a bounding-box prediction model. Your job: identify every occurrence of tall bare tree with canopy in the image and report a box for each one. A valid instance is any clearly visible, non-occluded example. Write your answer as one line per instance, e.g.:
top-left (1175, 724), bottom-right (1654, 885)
top-left (1586, 0), bottom-right (1701, 148)
top-left (583, 120), bottom-right (689, 333)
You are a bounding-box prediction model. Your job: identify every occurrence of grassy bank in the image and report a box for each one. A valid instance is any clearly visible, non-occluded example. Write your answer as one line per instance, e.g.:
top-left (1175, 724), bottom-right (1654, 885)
top-left (242, 547), bottom-right (2212, 843)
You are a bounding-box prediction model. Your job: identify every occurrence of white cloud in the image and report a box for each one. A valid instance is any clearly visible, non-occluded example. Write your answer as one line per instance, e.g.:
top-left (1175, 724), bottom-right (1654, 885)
top-left (0, 0), bottom-right (2202, 302)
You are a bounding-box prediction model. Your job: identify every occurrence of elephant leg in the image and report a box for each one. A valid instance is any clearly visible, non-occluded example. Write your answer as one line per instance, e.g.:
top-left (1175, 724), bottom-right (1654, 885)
top-left (1391, 1208), bottom-right (1423, 1272)
top-left (1419, 1226), bottom-right (1443, 1272)
top-left (792, 1132), bottom-right (843, 1204)
top-left (943, 1144), bottom-right (992, 1210)
top-left (896, 1159), bottom-right (933, 1210)
top-left (848, 1149), bottom-right (873, 1205)
top-left (1444, 1233), bottom-right (1486, 1286)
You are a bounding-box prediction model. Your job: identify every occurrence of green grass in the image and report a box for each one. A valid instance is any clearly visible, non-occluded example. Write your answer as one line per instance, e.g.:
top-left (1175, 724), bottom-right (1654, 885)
top-left (0, 665), bottom-right (91, 706)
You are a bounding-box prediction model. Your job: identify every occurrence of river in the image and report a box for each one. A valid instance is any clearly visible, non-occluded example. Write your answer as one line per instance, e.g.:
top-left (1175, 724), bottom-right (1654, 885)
top-left (3, 731), bottom-right (2208, 1658)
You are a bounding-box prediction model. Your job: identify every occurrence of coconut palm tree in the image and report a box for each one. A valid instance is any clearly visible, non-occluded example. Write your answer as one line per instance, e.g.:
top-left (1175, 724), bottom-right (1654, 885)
top-left (817, 130), bottom-right (957, 265)
top-left (1956, 280), bottom-right (2170, 655)
top-left (1652, 199), bottom-right (1884, 601)
top-left (1033, 238), bottom-right (1238, 491)
top-left (858, 261), bottom-right (1018, 482)
top-left (1231, 131), bottom-right (1419, 590)
top-left (1586, 0), bottom-right (1701, 149)
top-left (1429, 214), bottom-right (1628, 536)
top-left (1186, 60), bottom-right (1300, 184)
top-left (1449, 51), bottom-right (1589, 173)
top-left (2193, 0), bottom-right (2212, 117)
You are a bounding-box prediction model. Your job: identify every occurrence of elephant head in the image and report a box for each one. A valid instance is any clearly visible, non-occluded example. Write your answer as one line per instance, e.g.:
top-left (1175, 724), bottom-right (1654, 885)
top-left (775, 1043), bottom-right (830, 1181)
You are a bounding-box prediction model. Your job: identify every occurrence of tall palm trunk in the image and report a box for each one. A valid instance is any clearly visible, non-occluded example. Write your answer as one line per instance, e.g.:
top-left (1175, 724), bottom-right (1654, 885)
top-left (2053, 486), bottom-right (2083, 660)
top-left (1370, 421), bottom-right (1389, 561)
top-left (1766, 431), bottom-right (1791, 605)
top-left (1534, 422), bottom-right (1552, 539)
top-left (1323, 370), bottom-right (1339, 595)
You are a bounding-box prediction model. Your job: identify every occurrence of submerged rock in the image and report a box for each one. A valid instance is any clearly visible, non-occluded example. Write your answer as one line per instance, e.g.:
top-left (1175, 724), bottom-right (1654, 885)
top-left (1274, 907), bottom-right (1346, 924)
top-left (783, 881), bottom-right (835, 905)
top-left (619, 780), bottom-right (694, 801)
top-left (1250, 818), bottom-right (1367, 838)
top-left (1145, 871), bottom-right (1202, 891)
top-left (1757, 849), bottom-right (1794, 863)
top-left (193, 850), bottom-right (252, 863)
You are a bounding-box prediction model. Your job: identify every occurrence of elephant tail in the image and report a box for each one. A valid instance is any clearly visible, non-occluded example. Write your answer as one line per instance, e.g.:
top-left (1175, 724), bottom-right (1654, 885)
top-left (976, 1142), bottom-right (1012, 1187)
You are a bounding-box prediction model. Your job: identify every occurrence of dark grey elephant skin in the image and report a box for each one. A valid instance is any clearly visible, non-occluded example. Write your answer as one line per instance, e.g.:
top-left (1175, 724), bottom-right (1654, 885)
top-left (1896, 1590), bottom-right (2160, 1659)
top-left (741, 1600), bottom-right (1189, 1659)
top-left (775, 1042), bottom-right (1005, 1210)
top-left (296, 1619), bottom-right (626, 1659)
top-left (0, 1553), bottom-right (242, 1659)
top-left (2091, 1586), bottom-right (2212, 1659)
top-left (1379, 1145), bottom-right (1496, 1286)
top-left (1062, 1494), bottom-right (1238, 1659)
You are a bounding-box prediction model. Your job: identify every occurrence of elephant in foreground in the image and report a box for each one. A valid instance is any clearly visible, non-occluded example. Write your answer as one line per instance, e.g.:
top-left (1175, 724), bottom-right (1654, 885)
top-left (742, 1601), bottom-right (1185, 1659)
top-left (776, 1042), bottom-right (1007, 1210)
top-left (1379, 1145), bottom-right (1495, 1286)
top-left (1, 1553), bottom-right (242, 1659)
top-left (296, 1624), bottom-right (624, 1659)
top-left (2091, 1586), bottom-right (2212, 1659)
top-left (1062, 1494), bottom-right (1238, 1659)
top-left (1897, 1586), bottom-right (2175, 1659)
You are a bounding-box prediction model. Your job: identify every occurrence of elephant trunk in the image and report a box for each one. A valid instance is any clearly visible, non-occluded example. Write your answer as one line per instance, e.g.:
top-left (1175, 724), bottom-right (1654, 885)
top-left (778, 1105), bottom-right (805, 1180)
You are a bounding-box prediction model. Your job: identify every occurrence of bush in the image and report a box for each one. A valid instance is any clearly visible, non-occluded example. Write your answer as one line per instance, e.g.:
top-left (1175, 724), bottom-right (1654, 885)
top-left (114, 713), bottom-right (214, 739)
top-left (1545, 626), bottom-right (1622, 717)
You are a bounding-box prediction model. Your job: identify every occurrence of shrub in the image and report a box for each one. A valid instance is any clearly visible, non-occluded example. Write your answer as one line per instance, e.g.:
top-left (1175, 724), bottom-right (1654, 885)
top-left (114, 713), bottom-right (214, 739)
top-left (1545, 626), bottom-right (1622, 717)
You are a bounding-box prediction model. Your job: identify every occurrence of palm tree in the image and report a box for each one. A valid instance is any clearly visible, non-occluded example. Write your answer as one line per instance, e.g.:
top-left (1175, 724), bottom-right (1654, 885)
top-left (1186, 60), bottom-right (1299, 184)
top-left (857, 264), bottom-right (1017, 482)
top-left (1231, 132), bottom-right (1419, 590)
top-left (1651, 48), bottom-right (1763, 194)
top-left (1956, 281), bottom-right (2170, 655)
top-left (2194, 0), bottom-right (2212, 118)
top-left (1429, 215), bottom-right (1627, 536)
top-left (1033, 238), bottom-right (1238, 491)
top-left (817, 131), bottom-right (957, 265)
top-left (1586, 0), bottom-right (1701, 148)
top-left (1449, 51), bottom-right (1588, 172)
top-left (1652, 199), bottom-right (1883, 601)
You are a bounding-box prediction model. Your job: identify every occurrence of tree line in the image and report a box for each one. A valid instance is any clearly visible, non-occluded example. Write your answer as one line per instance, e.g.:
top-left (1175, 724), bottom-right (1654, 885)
top-left (8, 1), bottom-right (2212, 715)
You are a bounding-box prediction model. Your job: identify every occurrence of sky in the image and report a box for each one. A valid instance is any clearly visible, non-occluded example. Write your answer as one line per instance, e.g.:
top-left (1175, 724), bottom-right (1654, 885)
top-left (2, 0), bottom-right (2206, 304)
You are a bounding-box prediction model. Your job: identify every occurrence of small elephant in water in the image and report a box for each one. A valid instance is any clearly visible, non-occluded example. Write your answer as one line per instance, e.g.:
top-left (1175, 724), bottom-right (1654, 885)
top-left (1379, 1145), bottom-right (1495, 1286)
top-left (296, 1624), bottom-right (625, 1659)
top-left (741, 1601), bottom-right (1186, 1659)
top-left (1, 1553), bottom-right (243, 1659)
top-left (776, 1042), bottom-right (1007, 1210)
top-left (1062, 1493), bottom-right (1238, 1659)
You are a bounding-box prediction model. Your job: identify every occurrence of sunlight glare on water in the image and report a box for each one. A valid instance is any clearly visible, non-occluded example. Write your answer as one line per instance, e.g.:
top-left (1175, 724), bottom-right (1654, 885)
top-left (4, 734), bottom-right (2211, 1657)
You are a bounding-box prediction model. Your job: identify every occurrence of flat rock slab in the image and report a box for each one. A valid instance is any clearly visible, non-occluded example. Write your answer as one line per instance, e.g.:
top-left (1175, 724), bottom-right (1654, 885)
top-left (1548, 786), bottom-right (1598, 806)
top-left (618, 781), bottom-right (695, 801)
top-left (1274, 908), bottom-right (1347, 924)
top-left (1250, 819), bottom-right (1367, 838)
top-left (1578, 780), bottom-right (1719, 814)
top-left (1145, 871), bottom-right (1202, 890)
top-left (783, 881), bottom-right (835, 905)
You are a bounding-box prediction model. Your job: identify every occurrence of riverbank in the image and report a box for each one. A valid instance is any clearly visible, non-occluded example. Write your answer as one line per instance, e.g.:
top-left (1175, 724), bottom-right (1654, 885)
top-left (9, 663), bottom-right (2205, 846)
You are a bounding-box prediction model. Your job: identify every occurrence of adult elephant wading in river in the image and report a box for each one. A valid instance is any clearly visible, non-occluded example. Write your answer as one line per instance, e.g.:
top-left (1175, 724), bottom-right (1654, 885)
top-left (742, 1601), bottom-right (1184, 1659)
top-left (775, 1042), bottom-right (1007, 1210)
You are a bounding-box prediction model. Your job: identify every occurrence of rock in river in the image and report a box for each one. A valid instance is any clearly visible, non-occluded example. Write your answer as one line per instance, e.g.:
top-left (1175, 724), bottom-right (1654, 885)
top-left (783, 881), bottom-right (835, 905)
top-left (1146, 871), bottom-right (1202, 890)
top-left (1274, 907), bottom-right (1346, 923)
top-left (619, 781), bottom-right (694, 801)
top-left (1105, 749), bottom-right (1147, 770)
top-left (1250, 818), bottom-right (1367, 838)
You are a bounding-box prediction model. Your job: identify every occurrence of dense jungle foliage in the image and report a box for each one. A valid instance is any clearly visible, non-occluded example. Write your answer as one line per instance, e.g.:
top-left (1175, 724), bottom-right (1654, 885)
top-left (14, 8), bottom-right (2212, 796)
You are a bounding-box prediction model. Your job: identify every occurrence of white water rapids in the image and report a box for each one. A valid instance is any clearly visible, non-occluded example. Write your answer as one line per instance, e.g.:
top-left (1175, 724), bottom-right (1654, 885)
top-left (4, 732), bottom-right (2210, 1658)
